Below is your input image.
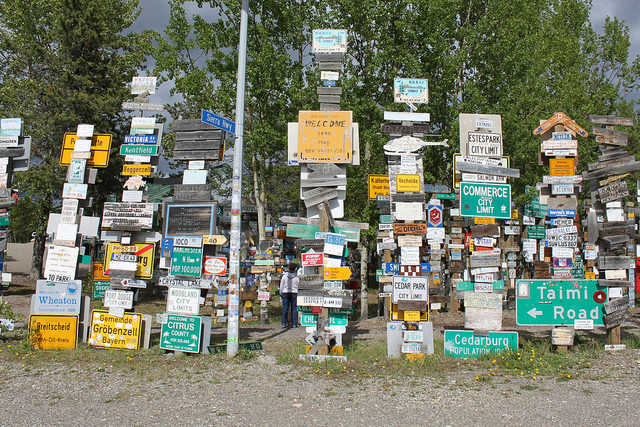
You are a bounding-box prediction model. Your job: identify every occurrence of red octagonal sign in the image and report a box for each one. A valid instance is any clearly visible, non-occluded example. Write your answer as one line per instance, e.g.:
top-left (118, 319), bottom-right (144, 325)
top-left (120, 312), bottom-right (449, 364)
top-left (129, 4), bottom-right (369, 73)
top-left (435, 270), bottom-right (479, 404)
top-left (428, 205), bottom-right (443, 228)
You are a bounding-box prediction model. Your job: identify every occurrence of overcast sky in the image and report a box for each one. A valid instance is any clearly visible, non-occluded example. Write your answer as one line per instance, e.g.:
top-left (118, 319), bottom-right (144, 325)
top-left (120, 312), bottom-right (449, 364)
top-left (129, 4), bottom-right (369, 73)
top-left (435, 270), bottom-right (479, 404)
top-left (135, 0), bottom-right (640, 105)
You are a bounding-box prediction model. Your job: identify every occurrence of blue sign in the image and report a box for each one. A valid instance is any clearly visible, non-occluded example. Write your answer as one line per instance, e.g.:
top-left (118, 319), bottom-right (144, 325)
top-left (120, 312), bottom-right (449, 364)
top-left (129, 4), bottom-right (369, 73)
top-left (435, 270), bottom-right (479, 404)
top-left (201, 109), bottom-right (236, 134)
top-left (382, 262), bottom-right (401, 274)
top-left (325, 233), bottom-right (346, 246)
top-left (124, 134), bottom-right (157, 144)
top-left (322, 80), bottom-right (337, 87)
top-left (547, 209), bottom-right (577, 218)
top-left (161, 238), bottom-right (173, 256)
top-left (420, 263), bottom-right (431, 273)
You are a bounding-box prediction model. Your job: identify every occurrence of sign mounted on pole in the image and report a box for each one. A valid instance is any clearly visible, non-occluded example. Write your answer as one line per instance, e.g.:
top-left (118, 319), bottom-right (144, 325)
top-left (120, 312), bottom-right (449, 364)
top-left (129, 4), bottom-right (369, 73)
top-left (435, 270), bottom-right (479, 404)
top-left (160, 314), bottom-right (202, 353)
top-left (297, 111), bottom-right (353, 163)
top-left (311, 29), bottom-right (348, 53)
top-left (516, 279), bottom-right (606, 326)
top-left (393, 78), bottom-right (428, 104)
top-left (460, 182), bottom-right (511, 219)
top-left (104, 242), bottom-right (155, 279)
top-left (368, 174), bottom-right (389, 199)
top-left (458, 113), bottom-right (503, 155)
top-left (60, 133), bottom-right (112, 168)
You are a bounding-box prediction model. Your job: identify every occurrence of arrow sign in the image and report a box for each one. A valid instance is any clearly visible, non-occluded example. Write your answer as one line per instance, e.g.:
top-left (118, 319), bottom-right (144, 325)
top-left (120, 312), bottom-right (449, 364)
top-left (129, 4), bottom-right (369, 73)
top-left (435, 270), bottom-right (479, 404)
top-left (201, 109), bottom-right (235, 134)
top-left (324, 266), bottom-right (351, 280)
top-left (203, 235), bottom-right (227, 245)
top-left (527, 308), bottom-right (543, 318)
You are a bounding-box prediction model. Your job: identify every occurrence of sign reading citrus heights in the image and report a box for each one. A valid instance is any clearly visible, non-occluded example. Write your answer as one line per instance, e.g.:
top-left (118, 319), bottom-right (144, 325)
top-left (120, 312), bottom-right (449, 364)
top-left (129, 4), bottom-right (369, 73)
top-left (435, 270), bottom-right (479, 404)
top-left (460, 182), bottom-right (511, 219)
top-left (29, 315), bottom-right (78, 350)
top-left (516, 279), bottom-right (607, 326)
top-left (444, 330), bottom-right (518, 358)
top-left (88, 310), bottom-right (142, 349)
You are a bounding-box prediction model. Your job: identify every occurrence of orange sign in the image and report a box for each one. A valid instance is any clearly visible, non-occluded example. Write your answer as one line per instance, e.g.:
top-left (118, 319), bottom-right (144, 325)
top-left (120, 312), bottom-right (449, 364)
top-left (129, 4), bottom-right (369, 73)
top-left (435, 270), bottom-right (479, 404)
top-left (59, 133), bottom-right (112, 167)
top-left (368, 174), bottom-right (389, 199)
top-left (29, 315), bottom-right (78, 350)
top-left (549, 158), bottom-right (575, 176)
top-left (324, 266), bottom-right (352, 280)
top-left (298, 111), bottom-right (353, 163)
top-left (93, 262), bottom-right (110, 281)
top-left (474, 217), bottom-right (495, 225)
top-left (122, 164), bottom-right (151, 176)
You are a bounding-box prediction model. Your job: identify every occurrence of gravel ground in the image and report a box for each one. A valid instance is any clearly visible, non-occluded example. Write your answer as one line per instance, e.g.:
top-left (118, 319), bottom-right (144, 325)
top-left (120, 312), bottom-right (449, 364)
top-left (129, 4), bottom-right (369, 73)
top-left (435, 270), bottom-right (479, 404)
top-left (3, 277), bottom-right (640, 425)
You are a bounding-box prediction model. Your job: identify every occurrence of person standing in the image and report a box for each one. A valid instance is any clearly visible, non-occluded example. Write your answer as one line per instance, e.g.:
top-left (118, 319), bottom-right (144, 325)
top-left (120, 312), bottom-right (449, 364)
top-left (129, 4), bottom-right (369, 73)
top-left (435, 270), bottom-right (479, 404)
top-left (280, 263), bottom-right (299, 328)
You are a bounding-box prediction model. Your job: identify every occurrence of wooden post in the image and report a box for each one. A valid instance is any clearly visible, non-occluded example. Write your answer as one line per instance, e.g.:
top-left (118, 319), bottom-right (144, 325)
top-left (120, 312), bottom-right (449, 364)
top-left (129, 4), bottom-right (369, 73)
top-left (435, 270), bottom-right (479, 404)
top-left (359, 245), bottom-right (368, 320)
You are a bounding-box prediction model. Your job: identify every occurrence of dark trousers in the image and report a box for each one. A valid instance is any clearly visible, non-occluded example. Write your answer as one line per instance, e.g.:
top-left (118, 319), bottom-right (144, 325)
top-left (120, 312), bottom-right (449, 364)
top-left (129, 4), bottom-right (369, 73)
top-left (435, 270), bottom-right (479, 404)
top-left (281, 292), bottom-right (298, 326)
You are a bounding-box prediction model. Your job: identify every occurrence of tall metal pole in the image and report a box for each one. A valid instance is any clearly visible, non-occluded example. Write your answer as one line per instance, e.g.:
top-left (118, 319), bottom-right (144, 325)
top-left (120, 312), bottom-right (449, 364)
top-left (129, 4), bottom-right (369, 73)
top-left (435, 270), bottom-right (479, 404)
top-left (227, 0), bottom-right (249, 357)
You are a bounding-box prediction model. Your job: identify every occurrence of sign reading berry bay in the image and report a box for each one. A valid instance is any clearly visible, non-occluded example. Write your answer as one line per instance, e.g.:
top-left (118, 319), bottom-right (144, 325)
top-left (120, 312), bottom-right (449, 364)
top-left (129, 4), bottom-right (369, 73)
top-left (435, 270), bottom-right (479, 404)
top-left (460, 182), bottom-right (511, 219)
top-left (444, 330), bottom-right (518, 358)
top-left (297, 111), bottom-right (353, 163)
top-left (516, 279), bottom-right (607, 326)
top-left (160, 314), bottom-right (202, 353)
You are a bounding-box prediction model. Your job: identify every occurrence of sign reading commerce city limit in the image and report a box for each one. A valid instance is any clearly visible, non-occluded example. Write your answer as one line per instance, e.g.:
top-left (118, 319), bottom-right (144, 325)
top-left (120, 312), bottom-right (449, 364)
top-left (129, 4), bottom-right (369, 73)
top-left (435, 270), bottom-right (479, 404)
top-left (460, 182), bottom-right (511, 219)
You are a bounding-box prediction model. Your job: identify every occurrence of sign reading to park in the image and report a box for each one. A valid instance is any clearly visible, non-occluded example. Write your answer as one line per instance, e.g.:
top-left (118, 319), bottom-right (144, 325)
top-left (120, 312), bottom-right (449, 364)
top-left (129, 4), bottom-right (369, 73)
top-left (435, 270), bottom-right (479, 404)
top-left (160, 314), bottom-right (202, 353)
top-left (298, 111), bottom-right (353, 163)
top-left (88, 310), bottom-right (142, 350)
top-left (43, 245), bottom-right (79, 283)
top-left (444, 330), bottom-right (518, 358)
top-left (516, 279), bottom-right (607, 326)
top-left (460, 182), bottom-right (511, 219)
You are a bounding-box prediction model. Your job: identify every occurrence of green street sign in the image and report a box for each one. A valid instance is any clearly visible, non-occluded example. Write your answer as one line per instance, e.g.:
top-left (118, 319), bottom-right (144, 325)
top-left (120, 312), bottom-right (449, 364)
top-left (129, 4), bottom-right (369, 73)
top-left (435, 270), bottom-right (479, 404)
top-left (444, 330), bottom-right (518, 358)
top-left (208, 341), bottom-right (263, 353)
top-left (92, 280), bottom-right (110, 300)
top-left (571, 256), bottom-right (584, 278)
top-left (460, 182), bottom-right (511, 219)
top-left (120, 144), bottom-right (158, 156)
top-left (526, 225), bottom-right (546, 239)
top-left (297, 306), bottom-right (313, 313)
top-left (329, 313), bottom-right (348, 326)
top-left (301, 313), bottom-right (318, 326)
top-left (170, 246), bottom-right (203, 277)
top-left (525, 200), bottom-right (547, 218)
top-left (436, 193), bottom-right (457, 200)
top-left (160, 314), bottom-right (202, 353)
top-left (380, 214), bottom-right (393, 224)
top-left (0, 216), bottom-right (9, 226)
top-left (329, 307), bottom-right (353, 315)
top-left (516, 279), bottom-right (607, 326)
top-left (457, 280), bottom-right (504, 291)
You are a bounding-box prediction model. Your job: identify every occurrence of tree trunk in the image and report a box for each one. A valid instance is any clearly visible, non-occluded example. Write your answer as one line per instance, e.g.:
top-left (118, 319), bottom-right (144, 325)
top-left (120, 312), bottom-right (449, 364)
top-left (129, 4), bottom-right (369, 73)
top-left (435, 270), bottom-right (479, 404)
top-left (252, 153), bottom-right (266, 245)
top-left (30, 229), bottom-right (46, 280)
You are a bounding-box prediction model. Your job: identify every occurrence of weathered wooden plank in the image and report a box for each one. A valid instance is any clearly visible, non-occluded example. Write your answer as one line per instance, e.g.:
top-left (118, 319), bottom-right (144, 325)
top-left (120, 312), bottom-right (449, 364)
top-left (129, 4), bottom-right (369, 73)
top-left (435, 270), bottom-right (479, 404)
top-left (454, 161), bottom-right (520, 178)
top-left (318, 62), bottom-right (343, 71)
top-left (390, 193), bottom-right (425, 203)
top-left (589, 115), bottom-right (634, 126)
top-left (319, 103), bottom-right (341, 111)
top-left (300, 177), bottom-right (347, 187)
top-left (598, 180), bottom-right (629, 203)
top-left (547, 196), bottom-right (577, 210)
top-left (174, 139), bottom-right (222, 151)
top-left (599, 235), bottom-right (629, 251)
top-left (598, 280), bottom-right (633, 288)
top-left (582, 161), bottom-right (640, 180)
top-left (604, 309), bottom-right (628, 329)
top-left (393, 223), bottom-right (427, 235)
top-left (318, 95), bottom-right (341, 104)
top-left (595, 135), bottom-right (628, 146)
top-left (471, 224), bottom-right (499, 237)
top-left (587, 210), bottom-right (598, 244)
top-left (173, 184), bottom-right (211, 202)
top-left (542, 175), bottom-right (583, 184)
top-left (469, 254), bottom-right (501, 268)
top-left (0, 147), bottom-right (24, 158)
top-left (592, 127), bottom-right (629, 139)
top-left (316, 87), bottom-right (343, 96)
top-left (173, 149), bottom-right (221, 161)
top-left (598, 256), bottom-right (631, 270)
top-left (588, 155), bottom-right (634, 171)
top-left (175, 129), bottom-right (223, 141)
top-left (0, 198), bottom-right (16, 209)
top-left (380, 124), bottom-right (431, 135)
top-left (303, 189), bottom-right (339, 208)
top-left (172, 119), bottom-right (219, 132)
top-left (315, 53), bottom-right (345, 62)
top-left (279, 216), bottom-right (370, 230)
top-left (598, 225), bottom-right (635, 238)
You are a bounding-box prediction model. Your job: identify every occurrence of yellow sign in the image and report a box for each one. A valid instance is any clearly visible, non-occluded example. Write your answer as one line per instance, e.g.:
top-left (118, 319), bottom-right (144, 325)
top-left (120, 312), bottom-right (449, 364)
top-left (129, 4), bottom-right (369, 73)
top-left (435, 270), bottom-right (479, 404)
top-left (122, 164), bottom-right (151, 176)
top-left (511, 209), bottom-right (519, 219)
top-left (549, 158), bottom-right (575, 176)
top-left (60, 133), bottom-right (112, 168)
top-left (323, 266), bottom-right (352, 280)
top-left (368, 174), bottom-right (390, 199)
top-left (389, 301), bottom-right (429, 322)
top-left (29, 315), bottom-right (78, 350)
top-left (403, 310), bottom-right (420, 321)
top-left (585, 272), bottom-right (596, 280)
top-left (298, 111), bottom-right (353, 163)
top-left (104, 242), bottom-right (155, 279)
top-left (474, 217), bottom-right (495, 224)
top-left (396, 174), bottom-right (421, 192)
top-left (89, 310), bottom-right (142, 350)
top-left (203, 235), bottom-right (228, 245)
top-left (93, 262), bottom-right (110, 281)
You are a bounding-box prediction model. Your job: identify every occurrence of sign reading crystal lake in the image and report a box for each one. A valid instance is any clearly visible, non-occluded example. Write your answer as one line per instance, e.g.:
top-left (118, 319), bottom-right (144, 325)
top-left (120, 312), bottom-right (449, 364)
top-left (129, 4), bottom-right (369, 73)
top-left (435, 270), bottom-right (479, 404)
top-left (160, 314), bottom-right (202, 353)
top-left (516, 279), bottom-right (607, 326)
top-left (297, 111), bottom-right (352, 163)
top-left (444, 330), bottom-right (518, 358)
top-left (164, 202), bottom-right (217, 237)
top-left (460, 182), bottom-right (511, 219)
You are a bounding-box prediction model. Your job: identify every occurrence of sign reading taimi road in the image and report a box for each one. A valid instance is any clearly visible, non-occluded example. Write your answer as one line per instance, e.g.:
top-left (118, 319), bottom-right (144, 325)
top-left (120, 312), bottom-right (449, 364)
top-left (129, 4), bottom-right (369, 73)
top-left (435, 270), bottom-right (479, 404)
top-left (460, 182), bottom-right (511, 219)
top-left (516, 279), bottom-right (607, 326)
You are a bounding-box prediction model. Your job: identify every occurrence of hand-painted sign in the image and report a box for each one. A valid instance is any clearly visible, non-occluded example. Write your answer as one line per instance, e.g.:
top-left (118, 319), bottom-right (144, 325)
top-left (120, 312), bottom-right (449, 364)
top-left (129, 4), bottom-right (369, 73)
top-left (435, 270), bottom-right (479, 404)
top-left (298, 111), bottom-right (352, 163)
top-left (312, 29), bottom-right (347, 53)
top-left (88, 310), bottom-right (142, 350)
top-left (516, 279), bottom-right (606, 326)
top-left (44, 245), bottom-right (79, 283)
top-left (302, 252), bottom-right (324, 266)
top-left (394, 78), bottom-right (428, 103)
top-left (203, 256), bottom-right (227, 276)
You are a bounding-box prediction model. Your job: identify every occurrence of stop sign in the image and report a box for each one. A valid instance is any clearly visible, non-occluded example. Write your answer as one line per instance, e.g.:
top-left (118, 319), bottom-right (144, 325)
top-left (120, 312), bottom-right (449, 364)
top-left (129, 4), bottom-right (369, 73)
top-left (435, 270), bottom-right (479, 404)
top-left (428, 205), bottom-right (443, 227)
